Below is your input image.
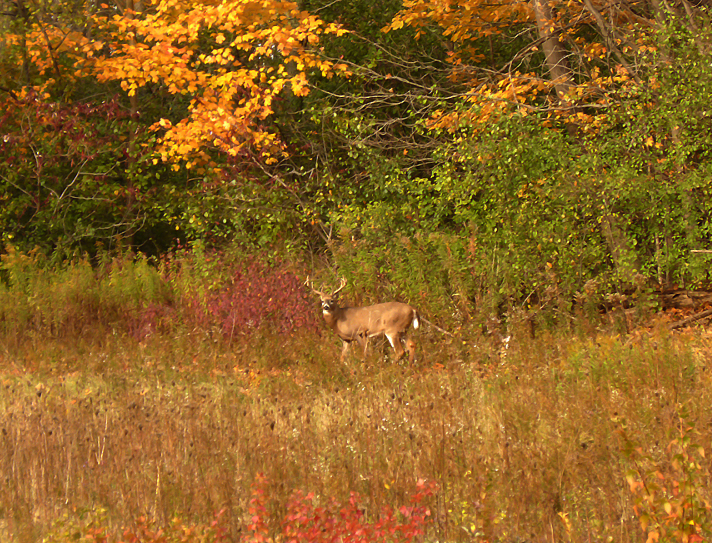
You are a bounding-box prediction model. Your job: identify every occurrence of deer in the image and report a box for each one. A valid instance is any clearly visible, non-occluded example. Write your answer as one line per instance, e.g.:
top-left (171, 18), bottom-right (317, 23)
top-left (306, 277), bottom-right (419, 362)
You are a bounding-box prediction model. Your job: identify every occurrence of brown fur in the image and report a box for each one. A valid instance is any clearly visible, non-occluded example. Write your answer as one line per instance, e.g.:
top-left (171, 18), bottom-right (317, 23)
top-left (307, 278), bottom-right (419, 362)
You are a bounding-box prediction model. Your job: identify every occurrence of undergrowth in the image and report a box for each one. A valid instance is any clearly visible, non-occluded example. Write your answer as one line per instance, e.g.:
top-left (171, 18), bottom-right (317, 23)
top-left (0, 245), bottom-right (320, 343)
top-left (37, 476), bottom-right (435, 543)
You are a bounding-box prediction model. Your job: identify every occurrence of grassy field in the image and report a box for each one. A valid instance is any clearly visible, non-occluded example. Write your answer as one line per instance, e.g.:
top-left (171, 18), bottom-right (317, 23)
top-left (1, 250), bottom-right (712, 542)
top-left (2, 316), bottom-right (712, 542)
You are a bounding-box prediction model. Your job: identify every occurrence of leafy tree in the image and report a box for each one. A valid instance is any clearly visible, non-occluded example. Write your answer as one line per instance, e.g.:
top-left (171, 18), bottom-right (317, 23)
top-left (0, 0), bottom-right (354, 252)
top-left (76, 0), bottom-right (351, 168)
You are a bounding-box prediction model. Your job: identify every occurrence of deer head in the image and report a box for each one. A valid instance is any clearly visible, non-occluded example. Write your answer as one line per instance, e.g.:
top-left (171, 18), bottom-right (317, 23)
top-left (307, 276), bottom-right (346, 312)
top-left (305, 277), bottom-right (419, 362)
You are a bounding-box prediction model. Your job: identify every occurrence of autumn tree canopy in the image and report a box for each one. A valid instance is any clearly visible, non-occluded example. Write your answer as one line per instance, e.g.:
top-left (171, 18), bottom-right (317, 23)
top-left (378, 0), bottom-right (712, 146)
top-left (2, 0), bottom-right (712, 298)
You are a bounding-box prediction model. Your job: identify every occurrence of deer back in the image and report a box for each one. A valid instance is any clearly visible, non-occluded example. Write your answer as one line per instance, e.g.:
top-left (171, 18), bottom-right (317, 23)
top-left (324, 302), bottom-right (417, 341)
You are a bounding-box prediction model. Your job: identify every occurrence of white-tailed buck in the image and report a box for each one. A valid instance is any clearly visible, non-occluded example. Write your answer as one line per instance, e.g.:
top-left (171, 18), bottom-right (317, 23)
top-left (306, 277), bottom-right (419, 362)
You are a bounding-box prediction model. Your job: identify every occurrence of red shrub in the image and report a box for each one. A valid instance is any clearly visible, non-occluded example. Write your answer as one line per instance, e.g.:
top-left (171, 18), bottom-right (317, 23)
top-left (243, 475), bottom-right (436, 543)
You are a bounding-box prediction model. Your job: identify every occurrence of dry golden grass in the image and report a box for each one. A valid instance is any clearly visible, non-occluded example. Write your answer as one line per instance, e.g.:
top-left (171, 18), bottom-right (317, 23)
top-left (1, 318), bottom-right (712, 542)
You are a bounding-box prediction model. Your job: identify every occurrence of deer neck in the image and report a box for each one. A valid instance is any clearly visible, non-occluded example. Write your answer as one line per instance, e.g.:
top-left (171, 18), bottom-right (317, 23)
top-left (323, 306), bottom-right (365, 341)
top-left (322, 307), bottom-right (343, 329)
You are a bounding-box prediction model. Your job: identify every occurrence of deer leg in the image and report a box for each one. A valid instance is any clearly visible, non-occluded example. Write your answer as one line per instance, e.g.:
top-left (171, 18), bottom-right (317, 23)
top-left (386, 332), bottom-right (406, 360)
top-left (356, 334), bottom-right (369, 360)
top-left (405, 337), bottom-right (416, 363)
top-left (340, 340), bottom-right (351, 361)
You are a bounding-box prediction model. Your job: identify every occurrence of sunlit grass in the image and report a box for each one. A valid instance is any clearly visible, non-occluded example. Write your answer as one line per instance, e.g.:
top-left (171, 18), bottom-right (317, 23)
top-left (2, 249), bottom-right (712, 542)
top-left (1, 322), bottom-right (711, 542)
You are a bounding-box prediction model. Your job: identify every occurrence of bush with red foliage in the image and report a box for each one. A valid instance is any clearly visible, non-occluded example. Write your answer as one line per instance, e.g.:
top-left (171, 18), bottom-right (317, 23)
top-left (176, 258), bottom-right (321, 341)
top-left (243, 474), bottom-right (437, 543)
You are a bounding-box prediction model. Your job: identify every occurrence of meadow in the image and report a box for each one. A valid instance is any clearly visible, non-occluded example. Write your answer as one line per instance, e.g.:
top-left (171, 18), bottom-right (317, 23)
top-left (1, 248), bottom-right (712, 543)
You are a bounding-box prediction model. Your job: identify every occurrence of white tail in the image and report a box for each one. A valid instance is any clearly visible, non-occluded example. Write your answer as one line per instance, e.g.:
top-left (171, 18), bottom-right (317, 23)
top-left (306, 277), bottom-right (419, 362)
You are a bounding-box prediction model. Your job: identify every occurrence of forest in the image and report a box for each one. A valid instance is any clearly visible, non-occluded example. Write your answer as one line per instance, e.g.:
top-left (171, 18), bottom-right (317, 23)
top-left (2, 0), bottom-right (712, 301)
top-left (2, 0), bottom-right (712, 541)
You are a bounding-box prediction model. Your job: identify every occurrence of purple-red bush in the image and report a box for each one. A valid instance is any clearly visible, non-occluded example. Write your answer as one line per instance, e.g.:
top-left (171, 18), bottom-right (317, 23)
top-left (0, 246), bottom-right (321, 342)
top-left (177, 259), bottom-right (321, 341)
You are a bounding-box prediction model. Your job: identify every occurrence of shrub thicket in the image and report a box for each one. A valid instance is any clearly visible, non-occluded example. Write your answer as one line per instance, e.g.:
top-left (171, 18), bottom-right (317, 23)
top-left (0, 245), bottom-right (319, 343)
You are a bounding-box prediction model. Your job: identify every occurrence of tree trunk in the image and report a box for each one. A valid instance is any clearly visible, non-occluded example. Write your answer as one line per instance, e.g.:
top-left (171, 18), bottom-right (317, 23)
top-left (531, 0), bottom-right (572, 100)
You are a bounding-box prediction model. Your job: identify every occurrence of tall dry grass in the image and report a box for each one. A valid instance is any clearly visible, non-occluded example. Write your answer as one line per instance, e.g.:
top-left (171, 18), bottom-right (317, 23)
top-left (1, 248), bottom-right (712, 542)
top-left (1, 324), bottom-right (712, 542)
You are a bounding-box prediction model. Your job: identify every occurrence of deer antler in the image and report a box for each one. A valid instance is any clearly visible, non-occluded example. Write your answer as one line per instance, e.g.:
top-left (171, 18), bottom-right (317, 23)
top-left (331, 277), bottom-right (347, 296)
top-left (306, 276), bottom-right (346, 298)
top-left (305, 275), bottom-right (323, 296)
top-left (304, 275), bottom-right (329, 299)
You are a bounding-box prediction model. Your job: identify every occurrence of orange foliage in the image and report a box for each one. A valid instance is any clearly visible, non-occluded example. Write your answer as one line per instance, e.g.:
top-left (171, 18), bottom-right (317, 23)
top-left (9, 0), bottom-right (350, 168)
top-left (386, 0), bottom-right (648, 133)
top-left (90, 0), bottom-right (350, 166)
top-left (385, 0), bottom-right (534, 56)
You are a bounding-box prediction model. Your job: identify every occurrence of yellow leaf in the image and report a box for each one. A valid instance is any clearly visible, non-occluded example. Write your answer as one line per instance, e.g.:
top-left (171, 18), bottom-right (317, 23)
top-left (291, 77), bottom-right (309, 96)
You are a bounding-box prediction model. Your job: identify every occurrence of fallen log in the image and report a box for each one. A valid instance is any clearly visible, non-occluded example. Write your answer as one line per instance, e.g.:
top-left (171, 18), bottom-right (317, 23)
top-left (668, 308), bottom-right (712, 330)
